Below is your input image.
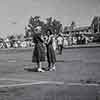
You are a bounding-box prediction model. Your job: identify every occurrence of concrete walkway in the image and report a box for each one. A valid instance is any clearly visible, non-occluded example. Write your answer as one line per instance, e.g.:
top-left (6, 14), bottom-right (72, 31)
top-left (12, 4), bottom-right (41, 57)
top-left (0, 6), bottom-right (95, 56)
top-left (64, 43), bottom-right (100, 49)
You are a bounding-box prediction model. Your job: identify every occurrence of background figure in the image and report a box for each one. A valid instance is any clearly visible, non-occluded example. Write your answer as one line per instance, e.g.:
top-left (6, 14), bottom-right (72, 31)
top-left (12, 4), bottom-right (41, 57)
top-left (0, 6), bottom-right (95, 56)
top-left (57, 34), bottom-right (64, 55)
top-left (46, 29), bottom-right (56, 71)
top-left (52, 34), bottom-right (57, 51)
top-left (32, 26), bottom-right (45, 72)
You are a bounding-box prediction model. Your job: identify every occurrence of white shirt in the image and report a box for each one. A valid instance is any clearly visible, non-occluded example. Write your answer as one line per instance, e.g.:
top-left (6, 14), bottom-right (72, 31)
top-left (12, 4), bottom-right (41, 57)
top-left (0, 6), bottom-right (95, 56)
top-left (57, 36), bottom-right (63, 45)
top-left (52, 36), bottom-right (57, 51)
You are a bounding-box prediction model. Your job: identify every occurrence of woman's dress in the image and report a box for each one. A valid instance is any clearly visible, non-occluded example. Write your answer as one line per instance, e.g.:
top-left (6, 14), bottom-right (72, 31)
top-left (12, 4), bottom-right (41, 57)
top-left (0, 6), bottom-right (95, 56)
top-left (46, 35), bottom-right (56, 64)
top-left (32, 33), bottom-right (45, 63)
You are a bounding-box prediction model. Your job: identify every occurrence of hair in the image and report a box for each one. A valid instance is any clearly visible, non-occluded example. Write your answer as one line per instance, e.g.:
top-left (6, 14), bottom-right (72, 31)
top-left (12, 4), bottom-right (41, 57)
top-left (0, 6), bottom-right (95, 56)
top-left (46, 29), bottom-right (53, 35)
top-left (58, 34), bottom-right (61, 36)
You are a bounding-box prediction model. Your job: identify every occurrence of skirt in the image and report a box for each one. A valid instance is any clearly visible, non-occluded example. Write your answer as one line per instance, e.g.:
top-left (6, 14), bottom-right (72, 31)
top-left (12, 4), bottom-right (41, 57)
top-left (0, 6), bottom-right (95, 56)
top-left (32, 43), bottom-right (45, 63)
top-left (47, 44), bottom-right (56, 64)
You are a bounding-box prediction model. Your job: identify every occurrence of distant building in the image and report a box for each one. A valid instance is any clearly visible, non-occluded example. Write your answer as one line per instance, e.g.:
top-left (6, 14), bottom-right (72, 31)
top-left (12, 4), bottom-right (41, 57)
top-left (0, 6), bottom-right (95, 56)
top-left (64, 26), bottom-right (92, 35)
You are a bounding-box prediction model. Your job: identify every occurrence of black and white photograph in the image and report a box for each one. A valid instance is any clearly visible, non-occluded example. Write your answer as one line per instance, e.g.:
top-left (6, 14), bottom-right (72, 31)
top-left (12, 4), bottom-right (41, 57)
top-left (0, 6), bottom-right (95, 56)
top-left (0, 0), bottom-right (100, 100)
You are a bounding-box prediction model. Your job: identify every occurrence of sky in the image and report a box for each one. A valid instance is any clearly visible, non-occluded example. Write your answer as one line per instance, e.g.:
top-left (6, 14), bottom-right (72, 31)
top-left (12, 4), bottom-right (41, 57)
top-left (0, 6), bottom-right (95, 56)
top-left (0, 0), bottom-right (100, 37)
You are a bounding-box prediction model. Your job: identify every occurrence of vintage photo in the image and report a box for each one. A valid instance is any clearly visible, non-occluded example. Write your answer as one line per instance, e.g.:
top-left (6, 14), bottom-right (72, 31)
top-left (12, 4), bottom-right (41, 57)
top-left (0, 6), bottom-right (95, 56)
top-left (0, 0), bottom-right (100, 100)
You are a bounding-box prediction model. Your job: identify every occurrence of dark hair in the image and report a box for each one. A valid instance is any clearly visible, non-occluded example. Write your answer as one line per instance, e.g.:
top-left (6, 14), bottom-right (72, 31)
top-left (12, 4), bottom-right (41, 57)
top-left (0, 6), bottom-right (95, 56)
top-left (46, 29), bottom-right (52, 35)
top-left (58, 34), bottom-right (61, 36)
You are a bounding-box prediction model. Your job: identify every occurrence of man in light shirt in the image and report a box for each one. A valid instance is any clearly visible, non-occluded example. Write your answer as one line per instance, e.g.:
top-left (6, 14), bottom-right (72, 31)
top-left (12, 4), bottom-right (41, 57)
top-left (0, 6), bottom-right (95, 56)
top-left (57, 34), bottom-right (64, 55)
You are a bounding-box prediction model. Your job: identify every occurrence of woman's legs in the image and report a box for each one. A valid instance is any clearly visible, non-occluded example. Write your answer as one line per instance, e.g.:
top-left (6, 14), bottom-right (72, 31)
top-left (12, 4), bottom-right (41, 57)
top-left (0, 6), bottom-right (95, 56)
top-left (48, 61), bottom-right (51, 70)
top-left (50, 63), bottom-right (56, 71)
top-left (50, 49), bottom-right (56, 71)
top-left (37, 62), bottom-right (45, 72)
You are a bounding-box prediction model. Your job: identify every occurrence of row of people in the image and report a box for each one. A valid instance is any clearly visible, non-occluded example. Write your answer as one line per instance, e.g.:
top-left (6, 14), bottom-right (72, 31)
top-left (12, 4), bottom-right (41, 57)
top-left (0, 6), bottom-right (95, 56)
top-left (0, 40), bottom-right (34, 48)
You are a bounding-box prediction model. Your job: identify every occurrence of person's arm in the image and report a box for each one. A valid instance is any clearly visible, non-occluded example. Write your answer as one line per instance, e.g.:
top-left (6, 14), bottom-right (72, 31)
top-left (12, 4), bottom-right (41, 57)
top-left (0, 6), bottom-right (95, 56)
top-left (40, 35), bottom-right (44, 43)
top-left (38, 35), bottom-right (44, 43)
top-left (32, 35), bottom-right (36, 43)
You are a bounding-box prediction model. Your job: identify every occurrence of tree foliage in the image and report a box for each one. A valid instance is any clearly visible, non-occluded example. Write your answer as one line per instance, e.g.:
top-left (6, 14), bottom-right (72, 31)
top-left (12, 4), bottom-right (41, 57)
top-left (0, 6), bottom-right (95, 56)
top-left (91, 16), bottom-right (100, 33)
top-left (7, 35), bottom-right (15, 40)
top-left (70, 21), bottom-right (76, 30)
top-left (25, 16), bottom-right (62, 37)
top-left (63, 21), bottom-right (76, 34)
top-left (64, 26), bottom-right (68, 33)
top-left (52, 19), bottom-right (62, 33)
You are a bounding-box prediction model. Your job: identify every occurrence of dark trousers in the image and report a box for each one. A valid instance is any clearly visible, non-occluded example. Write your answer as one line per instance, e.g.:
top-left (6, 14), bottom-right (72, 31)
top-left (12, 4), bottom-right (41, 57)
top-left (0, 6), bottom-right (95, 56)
top-left (47, 45), bottom-right (56, 68)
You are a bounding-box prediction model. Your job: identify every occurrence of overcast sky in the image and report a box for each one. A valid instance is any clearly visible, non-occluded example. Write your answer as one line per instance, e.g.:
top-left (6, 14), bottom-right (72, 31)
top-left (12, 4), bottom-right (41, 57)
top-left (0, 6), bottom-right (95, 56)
top-left (0, 0), bottom-right (100, 37)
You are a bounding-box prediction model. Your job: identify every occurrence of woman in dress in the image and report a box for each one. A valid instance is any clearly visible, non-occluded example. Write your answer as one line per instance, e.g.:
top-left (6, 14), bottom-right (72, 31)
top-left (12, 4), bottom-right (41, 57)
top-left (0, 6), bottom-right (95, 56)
top-left (45, 29), bottom-right (56, 71)
top-left (32, 26), bottom-right (45, 72)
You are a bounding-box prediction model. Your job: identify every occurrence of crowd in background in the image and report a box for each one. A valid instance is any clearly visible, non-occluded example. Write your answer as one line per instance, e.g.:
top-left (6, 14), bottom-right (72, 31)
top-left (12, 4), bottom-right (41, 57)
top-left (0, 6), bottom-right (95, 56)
top-left (0, 39), bottom-right (34, 48)
top-left (0, 32), bottom-right (93, 49)
top-left (63, 34), bottom-right (92, 47)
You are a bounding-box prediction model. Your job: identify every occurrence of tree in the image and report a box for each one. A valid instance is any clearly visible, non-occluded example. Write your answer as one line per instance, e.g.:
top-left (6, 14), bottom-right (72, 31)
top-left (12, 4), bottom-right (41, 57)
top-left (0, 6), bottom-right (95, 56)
top-left (45, 17), bottom-right (53, 33)
top-left (91, 16), bottom-right (100, 33)
top-left (24, 26), bottom-right (30, 38)
top-left (70, 21), bottom-right (76, 30)
top-left (33, 16), bottom-right (40, 21)
top-left (16, 34), bottom-right (24, 40)
top-left (52, 19), bottom-right (62, 34)
top-left (7, 35), bottom-right (15, 40)
top-left (46, 17), bottom-right (52, 25)
top-left (45, 18), bottom-right (62, 34)
top-left (64, 26), bottom-right (68, 33)
top-left (27, 16), bottom-right (40, 37)
top-left (26, 16), bottom-right (63, 36)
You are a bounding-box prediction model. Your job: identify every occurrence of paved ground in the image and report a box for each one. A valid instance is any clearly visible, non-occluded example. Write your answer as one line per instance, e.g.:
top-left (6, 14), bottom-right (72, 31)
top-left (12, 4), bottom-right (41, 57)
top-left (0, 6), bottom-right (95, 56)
top-left (0, 47), bottom-right (100, 100)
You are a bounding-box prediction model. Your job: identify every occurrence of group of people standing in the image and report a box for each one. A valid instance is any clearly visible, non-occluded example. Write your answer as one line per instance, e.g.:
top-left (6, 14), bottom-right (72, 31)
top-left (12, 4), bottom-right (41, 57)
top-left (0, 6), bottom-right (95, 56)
top-left (32, 26), bottom-right (64, 72)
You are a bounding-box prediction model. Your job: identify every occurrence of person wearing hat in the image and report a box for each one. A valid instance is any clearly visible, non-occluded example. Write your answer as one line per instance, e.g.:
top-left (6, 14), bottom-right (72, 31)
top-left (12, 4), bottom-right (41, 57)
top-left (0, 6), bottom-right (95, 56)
top-left (32, 26), bottom-right (45, 72)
